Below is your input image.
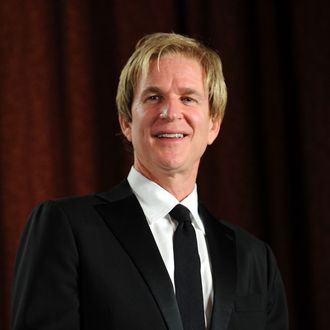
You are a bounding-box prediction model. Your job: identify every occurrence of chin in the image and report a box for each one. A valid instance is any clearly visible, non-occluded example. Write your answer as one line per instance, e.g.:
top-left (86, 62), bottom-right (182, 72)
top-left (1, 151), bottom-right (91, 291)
top-left (157, 159), bottom-right (188, 173)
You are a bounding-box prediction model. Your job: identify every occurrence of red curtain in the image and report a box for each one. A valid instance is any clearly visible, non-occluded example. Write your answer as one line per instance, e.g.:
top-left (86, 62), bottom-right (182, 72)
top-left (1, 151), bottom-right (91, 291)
top-left (1, 1), bottom-right (329, 329)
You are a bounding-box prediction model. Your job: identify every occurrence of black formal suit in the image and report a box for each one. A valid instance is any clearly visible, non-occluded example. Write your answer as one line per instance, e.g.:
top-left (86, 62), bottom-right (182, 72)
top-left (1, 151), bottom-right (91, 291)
top-left (12, 180), bottom-right (288, 329)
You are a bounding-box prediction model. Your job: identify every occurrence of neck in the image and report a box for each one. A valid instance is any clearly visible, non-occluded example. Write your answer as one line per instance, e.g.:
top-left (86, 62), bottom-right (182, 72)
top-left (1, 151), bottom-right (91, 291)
top-left (134, 164), bottom-right (198, 201)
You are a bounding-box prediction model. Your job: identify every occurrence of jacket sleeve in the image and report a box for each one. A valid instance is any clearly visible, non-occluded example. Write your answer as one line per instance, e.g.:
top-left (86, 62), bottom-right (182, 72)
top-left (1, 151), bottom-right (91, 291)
top-left (265, 244), bottom-right (289, 330)
top-left (11, 200), bottom-right (80, 330)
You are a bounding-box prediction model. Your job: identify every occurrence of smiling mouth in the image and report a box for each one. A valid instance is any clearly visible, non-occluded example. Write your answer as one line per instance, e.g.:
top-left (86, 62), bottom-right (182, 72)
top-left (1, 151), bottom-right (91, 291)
top-left (157, 133), bottom-right (186, 138)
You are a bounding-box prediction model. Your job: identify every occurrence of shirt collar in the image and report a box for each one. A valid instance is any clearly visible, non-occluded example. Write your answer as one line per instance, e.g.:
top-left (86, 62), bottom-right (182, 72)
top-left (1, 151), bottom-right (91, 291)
top-left (127, 167), bottom-right (205, 233)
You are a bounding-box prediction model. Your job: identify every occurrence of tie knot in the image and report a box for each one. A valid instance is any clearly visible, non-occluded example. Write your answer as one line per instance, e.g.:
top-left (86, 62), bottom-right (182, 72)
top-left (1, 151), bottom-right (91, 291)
top-left (169, 204), bottom-right (192, 224)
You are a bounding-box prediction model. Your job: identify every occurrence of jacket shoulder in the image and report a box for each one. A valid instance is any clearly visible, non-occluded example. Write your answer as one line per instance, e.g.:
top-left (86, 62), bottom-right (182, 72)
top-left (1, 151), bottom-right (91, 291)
top-left (34, 179), bottom-right (132, 212)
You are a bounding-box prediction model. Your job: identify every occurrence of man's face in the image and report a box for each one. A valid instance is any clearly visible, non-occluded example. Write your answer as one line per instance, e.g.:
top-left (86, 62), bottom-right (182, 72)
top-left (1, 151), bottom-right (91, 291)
top-left (119, 55), bottom-right (221, 179)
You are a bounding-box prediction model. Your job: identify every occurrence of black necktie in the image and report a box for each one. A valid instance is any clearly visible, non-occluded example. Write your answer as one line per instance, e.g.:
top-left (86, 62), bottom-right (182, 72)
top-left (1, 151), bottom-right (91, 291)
top-left (170, 204), bottom-right (205, 330)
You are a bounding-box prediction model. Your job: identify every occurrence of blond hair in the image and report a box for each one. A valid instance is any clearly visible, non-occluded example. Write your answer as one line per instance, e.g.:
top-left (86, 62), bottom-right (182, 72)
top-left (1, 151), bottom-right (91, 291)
top-left (116, 32), bottom-right (227, 122)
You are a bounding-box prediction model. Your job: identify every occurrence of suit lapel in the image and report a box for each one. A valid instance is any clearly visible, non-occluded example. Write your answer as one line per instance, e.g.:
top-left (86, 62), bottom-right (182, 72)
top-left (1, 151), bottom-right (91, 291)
top-left (95, 181), bottom-right (183, 330)
top-left (199, 204), bottom-right (236, 330)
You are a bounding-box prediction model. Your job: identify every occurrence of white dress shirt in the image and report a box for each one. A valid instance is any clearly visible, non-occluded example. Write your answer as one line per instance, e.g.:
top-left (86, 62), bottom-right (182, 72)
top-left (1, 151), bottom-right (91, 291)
top-left (127, 167), bottom-right (213, 328)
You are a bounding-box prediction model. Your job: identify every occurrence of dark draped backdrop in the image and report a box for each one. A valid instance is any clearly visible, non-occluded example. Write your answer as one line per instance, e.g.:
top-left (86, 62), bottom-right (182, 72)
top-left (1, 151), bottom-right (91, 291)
top-left (0, 1), bottom-right (329, 329)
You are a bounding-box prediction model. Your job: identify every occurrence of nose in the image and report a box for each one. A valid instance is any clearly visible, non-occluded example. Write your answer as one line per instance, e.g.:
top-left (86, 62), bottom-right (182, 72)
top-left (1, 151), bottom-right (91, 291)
top-left (160, 99), bottom-right (182, 120)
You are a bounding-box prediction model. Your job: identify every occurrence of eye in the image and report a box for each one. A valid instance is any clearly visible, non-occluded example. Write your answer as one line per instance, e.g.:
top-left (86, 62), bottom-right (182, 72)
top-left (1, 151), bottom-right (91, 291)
top-left (145, 95), bottom-right (162, 103)
top-left (180, 96), bottom-right (196, 104)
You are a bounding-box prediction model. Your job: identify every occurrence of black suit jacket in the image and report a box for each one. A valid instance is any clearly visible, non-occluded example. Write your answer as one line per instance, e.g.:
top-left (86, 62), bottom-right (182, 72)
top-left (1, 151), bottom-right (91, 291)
top-left (12, 180), bottom-right (288, 329)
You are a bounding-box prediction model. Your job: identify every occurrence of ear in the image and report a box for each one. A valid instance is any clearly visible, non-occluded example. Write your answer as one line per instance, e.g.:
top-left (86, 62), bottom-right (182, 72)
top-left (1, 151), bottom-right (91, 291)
top-left (118, 115), bottom-right (132, 142)
top-left (207, 117), bottom-right (221, 145)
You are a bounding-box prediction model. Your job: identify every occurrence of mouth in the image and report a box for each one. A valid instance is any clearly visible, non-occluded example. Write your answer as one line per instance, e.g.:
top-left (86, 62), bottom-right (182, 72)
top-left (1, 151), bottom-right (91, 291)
top-left (156, 133), bottom-right (186, 139)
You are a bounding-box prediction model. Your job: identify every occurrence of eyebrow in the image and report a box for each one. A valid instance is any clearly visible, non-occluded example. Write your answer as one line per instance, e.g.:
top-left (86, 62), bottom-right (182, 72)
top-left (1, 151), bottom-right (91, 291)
top-left (179, 87), bottom-right (204, 99)
top-left (140, 86), bottom-right (163, 99)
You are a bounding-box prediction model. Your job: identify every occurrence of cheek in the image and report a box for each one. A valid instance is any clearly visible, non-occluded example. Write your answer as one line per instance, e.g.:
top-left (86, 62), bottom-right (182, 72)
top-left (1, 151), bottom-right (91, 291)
top-left (134, 110), bottom-right (159, 134)
top-left (130, 117), bottom-right (149, 144)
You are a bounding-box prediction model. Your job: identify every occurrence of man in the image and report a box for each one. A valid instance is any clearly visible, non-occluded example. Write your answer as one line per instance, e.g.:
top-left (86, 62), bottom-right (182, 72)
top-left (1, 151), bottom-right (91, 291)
top-left (12, 33), bottom-right (288, 329)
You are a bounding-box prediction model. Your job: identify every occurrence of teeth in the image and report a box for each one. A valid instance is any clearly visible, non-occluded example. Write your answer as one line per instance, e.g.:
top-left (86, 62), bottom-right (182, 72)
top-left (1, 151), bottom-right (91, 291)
top-left (158, 133), bottom-right (184, 138)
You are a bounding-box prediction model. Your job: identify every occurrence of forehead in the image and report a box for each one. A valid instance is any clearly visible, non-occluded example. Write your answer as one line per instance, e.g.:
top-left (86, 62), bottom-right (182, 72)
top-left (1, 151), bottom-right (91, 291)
top-left (139, 54), bottom-right (206, 89)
